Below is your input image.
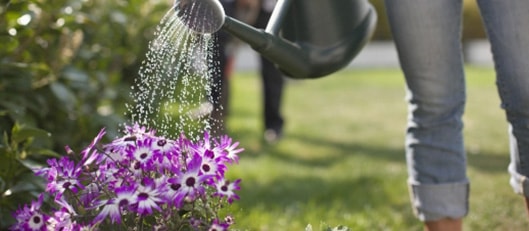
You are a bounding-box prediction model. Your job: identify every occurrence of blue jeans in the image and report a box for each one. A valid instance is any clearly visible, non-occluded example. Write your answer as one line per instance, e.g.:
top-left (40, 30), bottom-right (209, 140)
top-left (384, 0), bottom-right (529, 221)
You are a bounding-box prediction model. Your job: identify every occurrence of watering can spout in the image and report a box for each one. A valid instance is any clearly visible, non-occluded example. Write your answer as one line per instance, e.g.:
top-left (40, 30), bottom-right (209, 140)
top-left (174, 0), bottom-right (377, 79)
top-left (221, 16), bottom-right (313, 78)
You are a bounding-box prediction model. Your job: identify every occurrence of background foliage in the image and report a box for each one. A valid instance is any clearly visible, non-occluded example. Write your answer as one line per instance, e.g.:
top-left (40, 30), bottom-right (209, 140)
top-left (0, 0), bottom-right (170, 228)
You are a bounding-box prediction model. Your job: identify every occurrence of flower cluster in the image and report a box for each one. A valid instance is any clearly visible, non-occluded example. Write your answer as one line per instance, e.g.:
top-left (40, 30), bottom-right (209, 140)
top-left (10, 124), bottom-right (244, 231)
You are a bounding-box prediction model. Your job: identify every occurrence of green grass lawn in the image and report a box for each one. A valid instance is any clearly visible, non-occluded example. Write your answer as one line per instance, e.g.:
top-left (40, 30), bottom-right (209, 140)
top-left (221, 66), bottom-right (529, 230)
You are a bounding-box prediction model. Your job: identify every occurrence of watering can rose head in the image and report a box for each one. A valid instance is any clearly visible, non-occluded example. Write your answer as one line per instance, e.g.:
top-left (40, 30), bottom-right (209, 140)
top-left (10, 123), bottom-right (244, 231)
top-left (173, 0), bottom-right (226, 34)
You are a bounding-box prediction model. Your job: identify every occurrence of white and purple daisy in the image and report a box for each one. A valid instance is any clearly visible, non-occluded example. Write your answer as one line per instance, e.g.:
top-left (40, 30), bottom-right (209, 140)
top-left (47, 209), bottom-right (78, 231)
top-left (208, 219), bottom-right (229, 231)
top-left (199, 150), bottom-right (227, 182)
top-left (94, 185), bottom-right (137, 224)
top-left (127, 137), bottom-right (160, 170)
top-left (159, 176), bottom-right (183, 207)
top-left (152, 136), bottom-right (180, 171)
top-left (174, 154), bottom-right (212, 203)
top-left (191, 132), bottom-right (228, 163)
top-left (43, 157), bottom-right (84, 199)
top-left (217, 135), bottom-right (244, 164)
top-left (10, 194), bottom-right (48, 231)
top-left (80, 128), bottom-right (106, 166)
top-left (13, 123), bottom-right (244, 230)
top-left (213, 178), bottom-right (241, 204)
top-left (133, 179), bottom-right (163, 216)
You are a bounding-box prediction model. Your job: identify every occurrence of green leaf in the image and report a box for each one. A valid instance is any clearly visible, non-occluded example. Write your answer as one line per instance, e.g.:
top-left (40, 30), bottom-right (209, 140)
top-left (0, 35), bottom-right (19, 52)
top-left (27, 148), bottom-right (60, 158)
top-left (0, 176), bottom-right (5, 193)
top-left (2, 132), bottom-right (8, 147)
top-left (63, 66), bottom-right (89, 83)
top-left (18, 158), bottom-right (47, 171)
top-left (11, 124), bottom-right (51, 143)
top-left (7, 172), bottom-right (45, 195)
top-left (0, 63), bottom-right (33, 91)
top-left (0, 152), bottom-right (15, 173)
top-left (0, 100), bottom-right (27, 119)
top-left (50, 82), bottom-right (77, 111)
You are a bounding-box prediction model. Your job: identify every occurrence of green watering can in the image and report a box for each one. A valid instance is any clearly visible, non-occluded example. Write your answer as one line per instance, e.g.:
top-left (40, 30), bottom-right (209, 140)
top-left (175, 0), bottom-right (377, 79)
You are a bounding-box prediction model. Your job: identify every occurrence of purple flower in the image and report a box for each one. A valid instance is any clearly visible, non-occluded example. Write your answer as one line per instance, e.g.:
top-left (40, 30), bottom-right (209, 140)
top-left (127, 137), bottom-right (160, 170)
top-left (133, 179), bottom-right (163, 216)
top-left (213, 178), bottom-right (241, 203)
top-left (152, 137), bottom-right (176, 154)
top-left (174, 154), bottom-right (212, 203)
top-left (200, 150), bottom-right (226, 180)
top-left (12, 124), bottom-right (244, 230)
top-left (47, 209), bottom-right (78, 231)
top-left (80, 128), bottom-right (106, 166)
top-left (217, 135), bottom-right (244, 164)
top-left (94, 185), bottom-right (137, 224)
top-left (103, 124), bottom-right (155, 159)
top-left (189, 217), bottom-right (202, 228)
top-left (224, 215), bottom-right (235, 226)
top-left (124, 123), bottom-right (156, 137)
top-left (103, 136), bottom-right (135, 159)
top-left (208, 219), bottom-right (229, 231)
top-left (100, 147), bottom-right (127, 165)
top-left (191, 132), bottom-right (228, 163)
top-left (79, 183), bottom-right (101, 207)
top-left (160, 176), bottom-right (183, 207)
top-left (151, 136), bottom-right (180, 171)
top-left (10, 194), bottom-right (48, 231)
top-left (44, 157), bottom-right (84, 200)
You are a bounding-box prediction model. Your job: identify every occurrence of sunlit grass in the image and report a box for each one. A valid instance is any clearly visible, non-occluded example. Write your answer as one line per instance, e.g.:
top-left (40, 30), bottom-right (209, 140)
top-left (223, 66), bottom-right (528, 230)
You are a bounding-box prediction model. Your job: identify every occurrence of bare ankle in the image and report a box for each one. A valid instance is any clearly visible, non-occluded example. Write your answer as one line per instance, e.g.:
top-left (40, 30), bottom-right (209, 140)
top-left (424, 218), bottom-right (462, 231)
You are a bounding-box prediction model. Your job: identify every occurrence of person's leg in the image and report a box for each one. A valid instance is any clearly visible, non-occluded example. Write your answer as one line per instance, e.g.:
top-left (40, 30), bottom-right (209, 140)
top-left (254, 9), bottom-right (285, 142)
top-left (477, 0), bottom-right (529, 214)
top-left (384, 0), bottom-right (467, 228)
top-left (260, 55), bottom-right (285, 138)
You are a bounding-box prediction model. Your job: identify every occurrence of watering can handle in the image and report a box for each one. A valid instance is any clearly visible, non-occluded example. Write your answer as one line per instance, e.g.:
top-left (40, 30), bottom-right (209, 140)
top-left (265, 0), bottom-right (293, 35)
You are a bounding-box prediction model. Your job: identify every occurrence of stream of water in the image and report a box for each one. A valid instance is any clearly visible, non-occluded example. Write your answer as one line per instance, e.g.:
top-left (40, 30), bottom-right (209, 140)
top-left (125, 3), bottom-right (223, 140)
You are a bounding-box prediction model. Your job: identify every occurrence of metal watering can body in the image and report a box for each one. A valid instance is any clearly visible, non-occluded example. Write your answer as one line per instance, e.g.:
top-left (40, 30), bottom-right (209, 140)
top-left (223, 0), bottom-right (377, 79)
top-left (175, 0), bottom-right (377, 79)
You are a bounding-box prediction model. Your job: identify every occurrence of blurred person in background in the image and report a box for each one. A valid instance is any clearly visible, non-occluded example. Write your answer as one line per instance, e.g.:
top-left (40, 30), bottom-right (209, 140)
top-left (240, 0), bottom-right (286, 144)
top-left (208, 0), bottom-right (238, 136)
top-left (211, 0), bottom-right (286, 144)
top-left (384, 1), bottom-right (529, 230)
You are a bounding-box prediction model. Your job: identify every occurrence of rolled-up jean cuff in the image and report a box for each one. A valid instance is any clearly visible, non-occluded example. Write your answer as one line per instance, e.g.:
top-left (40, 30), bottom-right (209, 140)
top-left (509, 163), bottom-right (529, 197)
top-left (408, 181), bottom-right (469, 221)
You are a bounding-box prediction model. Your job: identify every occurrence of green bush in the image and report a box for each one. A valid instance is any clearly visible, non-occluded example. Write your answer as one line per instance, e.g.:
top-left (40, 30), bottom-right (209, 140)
top-left (0, 0), bottom-right (172, 228)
